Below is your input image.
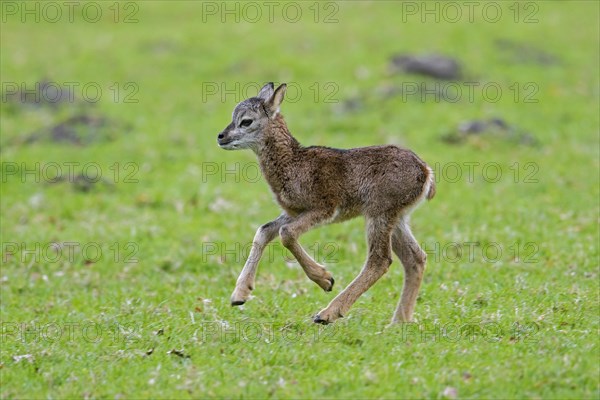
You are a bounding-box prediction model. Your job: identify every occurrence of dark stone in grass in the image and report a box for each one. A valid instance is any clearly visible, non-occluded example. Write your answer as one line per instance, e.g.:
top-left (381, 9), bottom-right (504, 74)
top-left (458, 120), bottom-right (489, 134)
top-left (46, 171), bottom-right (113, 192)
top-left (374, 82), bottom-right (462, 103)
top-left (390, 54), bottom-right (462, 80)
top-left (458, 118), bottom-right (510, 135)
top-left (495, 39), bottom-right (560, 66)
top-left (25, 114), bottom-right (125, 146)
top-left (442, 118), bottom-right (540, 147)
top-left (2, 79), bottom-right (92, 110)
top-left (71, 173), bottom-right (102, 192)
top-left (489, 118), bottom-right (509, 130)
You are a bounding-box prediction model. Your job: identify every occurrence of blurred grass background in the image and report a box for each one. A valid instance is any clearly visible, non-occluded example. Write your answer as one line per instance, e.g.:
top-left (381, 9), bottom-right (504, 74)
top-left (1, 1), bottom-right (599, 398)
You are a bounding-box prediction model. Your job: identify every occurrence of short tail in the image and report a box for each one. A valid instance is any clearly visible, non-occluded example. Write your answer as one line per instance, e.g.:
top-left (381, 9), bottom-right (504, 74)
top-left (402, 163), bottom-right (436, 216)
top-left (424, 165), bottom-right (436, 200)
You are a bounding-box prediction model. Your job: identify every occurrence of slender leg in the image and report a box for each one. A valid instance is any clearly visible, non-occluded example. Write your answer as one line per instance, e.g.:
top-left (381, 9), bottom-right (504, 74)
top-left (390, 218), bottom-right (427, 323)
top-left (279, 210), bottom-right (335, 291)
top-left (230, 214), bottom-right (290, 305)
top-left (314, 215), bottom-right (395, 324)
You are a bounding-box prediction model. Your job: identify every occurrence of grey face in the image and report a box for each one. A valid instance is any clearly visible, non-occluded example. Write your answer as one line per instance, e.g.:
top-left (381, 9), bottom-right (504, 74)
top-left (217, 98), bottom-right (268, 151)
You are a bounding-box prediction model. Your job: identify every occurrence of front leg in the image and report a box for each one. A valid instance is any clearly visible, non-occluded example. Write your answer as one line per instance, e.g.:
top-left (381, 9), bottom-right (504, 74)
top-left (279, 210), bottom-right (336, 292)
top-left (231, 214), bottom-right (290, 306)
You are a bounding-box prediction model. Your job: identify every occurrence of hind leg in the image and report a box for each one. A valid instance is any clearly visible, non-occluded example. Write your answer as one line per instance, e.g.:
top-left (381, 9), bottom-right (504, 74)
top-left (314, 214), bottom-right (395, 324)
top-left (390, 217), bottom-right (427, 323)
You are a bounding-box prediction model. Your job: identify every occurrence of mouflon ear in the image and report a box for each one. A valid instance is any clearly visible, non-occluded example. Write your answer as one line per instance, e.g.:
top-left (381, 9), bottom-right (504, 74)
top-left (257, 82), bottom-right (274, 101)
top-left (265, 83), bottom-right (287, 118)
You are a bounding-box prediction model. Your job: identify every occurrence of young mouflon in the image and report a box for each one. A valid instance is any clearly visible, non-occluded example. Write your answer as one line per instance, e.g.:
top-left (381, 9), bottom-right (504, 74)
top-left (217, 82), bottom-right (435, 324)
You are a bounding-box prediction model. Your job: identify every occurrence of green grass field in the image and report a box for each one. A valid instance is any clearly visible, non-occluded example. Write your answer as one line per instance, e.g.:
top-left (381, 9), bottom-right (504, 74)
top-left (1, 1), bottom-right (599, 398)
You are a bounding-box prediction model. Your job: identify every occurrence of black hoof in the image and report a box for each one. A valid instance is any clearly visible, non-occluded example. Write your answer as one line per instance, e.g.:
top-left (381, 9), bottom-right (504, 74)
top-left (326, 277), bottom-right (335, 292)
top-left (231, 300), bottom-right (245, 306)
top-left (313, 315), bottom-right (330, 325)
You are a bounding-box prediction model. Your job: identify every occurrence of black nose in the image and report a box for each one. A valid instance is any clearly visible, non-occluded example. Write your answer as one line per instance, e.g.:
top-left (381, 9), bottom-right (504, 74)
top-left (218, 133), bottom-right (224, 140)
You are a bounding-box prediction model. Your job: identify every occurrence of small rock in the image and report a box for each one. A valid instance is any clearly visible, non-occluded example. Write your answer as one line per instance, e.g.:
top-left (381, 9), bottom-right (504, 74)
top-left (3, 79), bottom-right (77, 108)
top-left (442, 118), bottom-right (539, 147)
top-left (390, 54), bottom-right (462, 80)
top-left (495, 39), bottom-right (560, 65)
top-left (458, 120), bottom-right (489, 134)
top-left (25, 114), bottom-right (123, 146)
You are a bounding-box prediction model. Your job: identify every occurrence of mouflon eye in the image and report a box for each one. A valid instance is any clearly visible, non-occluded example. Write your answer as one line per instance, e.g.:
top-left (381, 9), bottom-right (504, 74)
top-left (240, 119), bottom-right (253, 128)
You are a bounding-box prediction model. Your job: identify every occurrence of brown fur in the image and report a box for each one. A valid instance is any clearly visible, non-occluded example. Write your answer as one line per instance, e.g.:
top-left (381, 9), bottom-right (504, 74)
top-left (217, 82), bottom-right (435, 324)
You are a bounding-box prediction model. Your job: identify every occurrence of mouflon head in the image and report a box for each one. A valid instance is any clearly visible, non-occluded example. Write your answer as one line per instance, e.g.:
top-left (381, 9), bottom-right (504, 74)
top-left (217, 82), bottom-right (287, 151)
